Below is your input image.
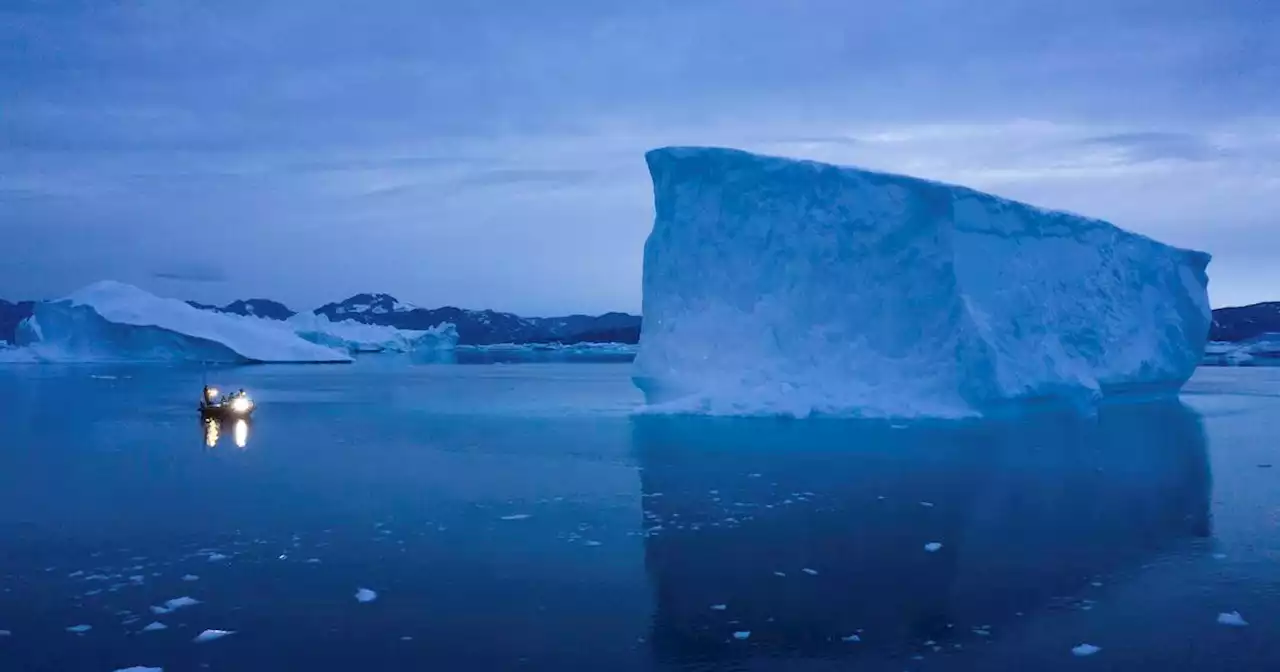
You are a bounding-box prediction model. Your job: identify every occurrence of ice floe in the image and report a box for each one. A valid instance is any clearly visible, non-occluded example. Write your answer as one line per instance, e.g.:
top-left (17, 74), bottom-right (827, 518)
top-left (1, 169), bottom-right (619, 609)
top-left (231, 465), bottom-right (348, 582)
top-left (151, 596), bottom-right (200, 614)
top-left (193, 629), bottom-right (234, 643)
top-left (1072, 644), bottom-right (1101, 657)
top-left (356, 588), bottom-right (378, 603)
top-left (1217, 611), bottom-right (1248, 627)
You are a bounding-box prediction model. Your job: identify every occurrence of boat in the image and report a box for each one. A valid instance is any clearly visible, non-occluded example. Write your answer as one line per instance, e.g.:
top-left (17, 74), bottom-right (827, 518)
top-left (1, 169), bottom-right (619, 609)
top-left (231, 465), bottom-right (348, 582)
top-left (199, 385), bottom-right (256, 419)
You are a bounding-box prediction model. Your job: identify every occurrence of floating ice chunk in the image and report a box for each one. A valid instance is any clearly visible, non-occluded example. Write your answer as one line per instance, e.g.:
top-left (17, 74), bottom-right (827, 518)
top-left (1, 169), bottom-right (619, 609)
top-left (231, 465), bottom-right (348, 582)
top-left (192, 629), bottom-right (234, 643)
top-left (355, 588), bottom-right (378, 603)
top-left (924, 542), bottom-right (943, 552)
top-left (151, 596), bottom-right (199, 614)
top-left (710, 604), bottom-right (728, 611)
top-left (305, 558), bottom-right (321, 564)
top-left (499, 514), bottom-right (532, 521)
top-left (1072, 644), bottom-right (1101, 657)
top-left (181, 574), bottom-right (200, 581)
top-left (584, 540), bottom-right (602, 547)
top-left (115, 667), bottom-right (163, 672)
top-left (141, 622), bottom-right (168, 632)
top-left (732, 631), bottom-right (751, 640)
top-left (773, 571), bottom-right (786, 577)
top-left (842, 634), bottom-right (861, 642)
top-left (0, 629), bottom-right (10, 636)
top-left (66, 624), bottom-right (92, 633)
top-left (164, 596), bottom-right (200, 610)
top-left (1217, 611), bottom-right (1248, 627)
top-left (206, 553), bottom-right (229, 562)
top-left (801, 568), bottom-right (819, 576)
top-left (919, 502), bottom-right (935, 508)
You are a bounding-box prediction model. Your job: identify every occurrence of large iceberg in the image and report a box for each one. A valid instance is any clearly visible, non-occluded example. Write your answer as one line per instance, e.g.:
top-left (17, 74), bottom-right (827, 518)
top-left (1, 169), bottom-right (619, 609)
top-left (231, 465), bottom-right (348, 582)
top-left (14, 281), bottom-right (352, 364)
top-left (633, 147), bottom-right (1212, 418)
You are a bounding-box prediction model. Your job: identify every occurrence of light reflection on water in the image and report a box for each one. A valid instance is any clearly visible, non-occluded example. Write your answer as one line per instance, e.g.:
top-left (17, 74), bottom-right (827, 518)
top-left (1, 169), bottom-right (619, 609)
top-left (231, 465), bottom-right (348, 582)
top-left (203, 416), bottom-right (251, 449)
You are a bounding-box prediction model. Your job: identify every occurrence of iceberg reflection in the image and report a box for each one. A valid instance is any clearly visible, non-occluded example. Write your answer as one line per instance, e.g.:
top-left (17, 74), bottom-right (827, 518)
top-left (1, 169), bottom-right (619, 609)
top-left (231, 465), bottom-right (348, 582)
top-left (631, 401), bottom-right (1210, 666)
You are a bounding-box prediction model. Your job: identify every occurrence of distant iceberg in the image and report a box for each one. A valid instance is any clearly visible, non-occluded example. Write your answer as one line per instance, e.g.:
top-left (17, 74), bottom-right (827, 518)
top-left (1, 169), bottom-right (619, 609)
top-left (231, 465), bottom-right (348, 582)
top-left (1203, 334), bottom-right (1280, 366)
top-left (454, 341), bottom-right (637, 363)
top-left (12, 281), bottom-right (352, 364)
top-left (634, 147), bottom-right (1211, 418)
top-left (287, 312), bottom-right (457, 355)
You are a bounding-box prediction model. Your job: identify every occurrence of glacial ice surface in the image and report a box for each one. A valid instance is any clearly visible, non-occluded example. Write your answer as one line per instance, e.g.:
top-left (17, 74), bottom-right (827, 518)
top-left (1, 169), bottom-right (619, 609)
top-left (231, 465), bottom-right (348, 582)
top-left (633, 147), bottom-right (1212, 418)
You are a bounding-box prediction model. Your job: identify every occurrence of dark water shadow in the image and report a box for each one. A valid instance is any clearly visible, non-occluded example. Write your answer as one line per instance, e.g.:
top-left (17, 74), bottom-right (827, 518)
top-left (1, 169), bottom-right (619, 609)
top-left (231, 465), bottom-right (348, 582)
top-left (631, 401), bottom-right (1210, 669)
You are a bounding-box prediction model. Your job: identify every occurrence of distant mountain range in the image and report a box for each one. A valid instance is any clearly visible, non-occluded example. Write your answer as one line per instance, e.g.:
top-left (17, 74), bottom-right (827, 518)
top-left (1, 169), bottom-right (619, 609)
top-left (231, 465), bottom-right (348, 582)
top-left (6, 292), bottom-right (1277, 348)
top-left (1207, 301), bottom-right (1280, 342)
top-left (177, 293), bottom-right (641, 346)
top-left (1, 291), bottom-right (641, 346)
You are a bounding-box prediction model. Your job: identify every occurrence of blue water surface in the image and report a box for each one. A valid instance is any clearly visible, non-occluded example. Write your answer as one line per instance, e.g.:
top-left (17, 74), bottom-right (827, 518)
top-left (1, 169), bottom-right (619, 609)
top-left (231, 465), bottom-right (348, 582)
top-left (0, 361), bottom-right (1277, 671)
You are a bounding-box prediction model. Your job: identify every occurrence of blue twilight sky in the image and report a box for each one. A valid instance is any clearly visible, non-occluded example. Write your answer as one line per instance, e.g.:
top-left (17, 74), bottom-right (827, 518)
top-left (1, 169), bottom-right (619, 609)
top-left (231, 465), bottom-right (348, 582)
top-left (2, 0), bottom-right (1278, 314)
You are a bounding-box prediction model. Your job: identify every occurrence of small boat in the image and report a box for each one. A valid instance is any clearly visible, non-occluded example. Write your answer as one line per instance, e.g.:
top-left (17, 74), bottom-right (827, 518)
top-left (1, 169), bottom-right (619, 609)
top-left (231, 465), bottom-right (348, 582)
top-left (199, 385), bottom-right (256, 419)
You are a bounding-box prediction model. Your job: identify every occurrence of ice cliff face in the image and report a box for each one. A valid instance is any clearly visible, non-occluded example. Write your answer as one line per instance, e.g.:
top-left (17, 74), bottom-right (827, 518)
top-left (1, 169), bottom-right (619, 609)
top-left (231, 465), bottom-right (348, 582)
top-left (633, 146), bottom-right (1212, 418)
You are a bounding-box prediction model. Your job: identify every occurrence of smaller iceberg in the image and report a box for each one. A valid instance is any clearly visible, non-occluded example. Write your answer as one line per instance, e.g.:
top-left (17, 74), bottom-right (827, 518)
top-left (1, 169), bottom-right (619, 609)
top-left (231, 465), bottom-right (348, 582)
top-left (13, 281), bottom-right (351, 364)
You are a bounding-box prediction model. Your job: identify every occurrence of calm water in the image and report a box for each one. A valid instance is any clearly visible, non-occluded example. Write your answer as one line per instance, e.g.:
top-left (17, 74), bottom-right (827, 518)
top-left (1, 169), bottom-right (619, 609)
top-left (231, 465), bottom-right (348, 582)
top-left (0, 361), bottom-right (1277, 672)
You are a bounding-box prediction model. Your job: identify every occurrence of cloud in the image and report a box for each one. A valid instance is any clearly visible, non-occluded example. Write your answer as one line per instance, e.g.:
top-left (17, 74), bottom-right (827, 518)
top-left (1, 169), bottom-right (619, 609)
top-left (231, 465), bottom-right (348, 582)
top-left (1081, 132), bottom-right (1228, 163)
top-left (151, 265), bottom-right (228, 284)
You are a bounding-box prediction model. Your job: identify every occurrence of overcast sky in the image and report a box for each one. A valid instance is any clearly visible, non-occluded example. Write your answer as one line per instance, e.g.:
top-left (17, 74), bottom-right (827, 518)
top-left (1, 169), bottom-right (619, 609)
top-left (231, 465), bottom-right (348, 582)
top-left (3, 0), bottom-right (1278, 314)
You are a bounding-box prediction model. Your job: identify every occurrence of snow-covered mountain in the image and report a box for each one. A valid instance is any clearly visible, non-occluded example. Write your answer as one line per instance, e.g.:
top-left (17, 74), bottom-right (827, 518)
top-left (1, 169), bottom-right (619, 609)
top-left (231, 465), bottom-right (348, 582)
top-left (313, 294), bottom-right (640, 345)
top-left (1209, 301), bottom-right (1280, 342)
top-left (184, 298), bottom-right (296, 321)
